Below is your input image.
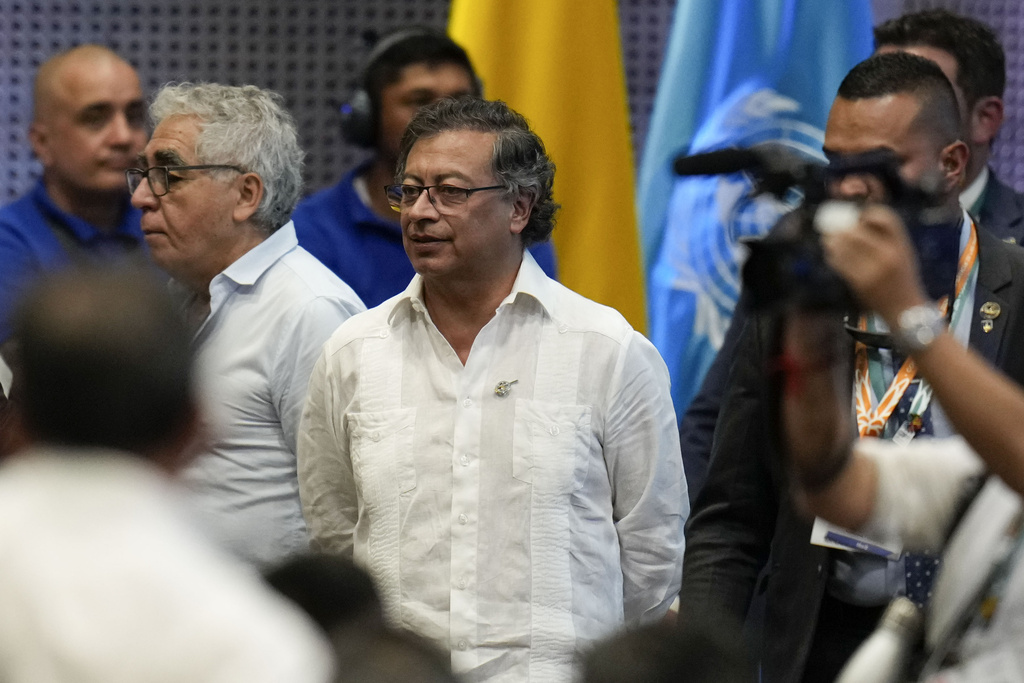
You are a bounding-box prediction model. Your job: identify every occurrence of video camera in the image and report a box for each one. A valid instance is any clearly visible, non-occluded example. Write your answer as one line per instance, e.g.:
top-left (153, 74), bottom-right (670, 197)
top-left (673, 145), bottom-right (953, 313)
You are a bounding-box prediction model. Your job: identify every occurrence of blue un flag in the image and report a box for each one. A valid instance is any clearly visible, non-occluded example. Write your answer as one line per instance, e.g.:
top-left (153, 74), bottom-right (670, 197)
top-left (638, 0), bottom-right (873, 420)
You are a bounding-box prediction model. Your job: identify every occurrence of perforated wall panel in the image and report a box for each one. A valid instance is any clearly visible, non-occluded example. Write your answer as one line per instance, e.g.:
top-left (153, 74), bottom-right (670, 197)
top-left (1, 0), bottom-right (1022, 203)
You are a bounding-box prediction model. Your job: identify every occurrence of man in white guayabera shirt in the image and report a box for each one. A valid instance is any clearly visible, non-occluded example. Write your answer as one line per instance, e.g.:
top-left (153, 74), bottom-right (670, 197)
top-left (129, 82), bottom-right (365, 568)
top-left (298, 97), bottom-right (687, 682)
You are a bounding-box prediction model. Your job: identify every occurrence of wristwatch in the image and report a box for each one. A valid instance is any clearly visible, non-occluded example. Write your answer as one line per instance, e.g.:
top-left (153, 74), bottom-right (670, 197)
top-left (892, 304), bottom-right (947, 353)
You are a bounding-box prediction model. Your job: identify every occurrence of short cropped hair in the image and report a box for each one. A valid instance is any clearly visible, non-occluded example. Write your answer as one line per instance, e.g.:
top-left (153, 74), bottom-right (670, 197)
top-left (396, 97), bottom-right (559, 246)
top-left (13, 266), bottom-right (194, 455)
top-left (837, 52), bottom-right (961, 147)
top-left (364, 28), bottom-right (481, 110)
top-left (874, 9), bottom-right (1005, 109)
top-left (150, 82), bottom-right (304, 234)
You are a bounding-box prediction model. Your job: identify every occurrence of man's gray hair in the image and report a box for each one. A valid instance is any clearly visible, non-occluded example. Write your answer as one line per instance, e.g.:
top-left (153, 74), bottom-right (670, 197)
top-left (150, 82), bottom-right (304, 234)
top-left (396, 97), bottom-right (558, 246)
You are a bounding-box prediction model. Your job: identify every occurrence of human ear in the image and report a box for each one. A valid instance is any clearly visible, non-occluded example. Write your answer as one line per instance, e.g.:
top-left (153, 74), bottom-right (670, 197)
top-left (508, 191), bottom-right (533, 236)
top-left (969, 96), bottom-right (1004, 147)
top-left (939, 141), bottom-right (969, 193)
top-left (232, 172), bottom-right (264, 224)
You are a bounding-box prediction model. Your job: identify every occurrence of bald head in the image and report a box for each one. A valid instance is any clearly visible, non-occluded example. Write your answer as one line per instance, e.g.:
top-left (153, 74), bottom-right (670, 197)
top-left (28, 45), bottom-right (147, 213)
top-left (33, 45), bottom-right (136, 123)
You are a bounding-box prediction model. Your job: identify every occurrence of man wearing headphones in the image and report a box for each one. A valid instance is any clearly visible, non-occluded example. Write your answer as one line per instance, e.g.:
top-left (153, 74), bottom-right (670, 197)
top-left (293, 28), bottom-right (558, 308)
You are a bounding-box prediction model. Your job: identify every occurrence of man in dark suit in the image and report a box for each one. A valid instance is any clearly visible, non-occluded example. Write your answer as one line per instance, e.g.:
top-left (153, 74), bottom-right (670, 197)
top-left (680, 7), bottom-right (1024, 507)
top-left (680, 52), bottom-right (1024, 683)
top-left (874, 9), bottom-right (1024, 245)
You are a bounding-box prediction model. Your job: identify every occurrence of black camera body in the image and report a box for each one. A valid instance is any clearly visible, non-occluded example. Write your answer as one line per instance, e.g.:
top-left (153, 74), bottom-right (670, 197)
top-left (673, 145), bottom-right (953, 314)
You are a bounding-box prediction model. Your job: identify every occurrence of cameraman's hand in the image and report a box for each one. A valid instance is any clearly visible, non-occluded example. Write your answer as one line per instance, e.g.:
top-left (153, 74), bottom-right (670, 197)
top-left (821, 204), bottom-right (929, 324)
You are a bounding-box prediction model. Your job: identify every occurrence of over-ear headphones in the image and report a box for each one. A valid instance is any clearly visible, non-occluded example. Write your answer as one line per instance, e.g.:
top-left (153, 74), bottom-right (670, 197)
top-left (339, 27), bottom-right (482, 148)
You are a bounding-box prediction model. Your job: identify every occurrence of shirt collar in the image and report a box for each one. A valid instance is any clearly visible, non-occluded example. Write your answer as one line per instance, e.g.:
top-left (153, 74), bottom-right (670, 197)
top-left (389, 250), bottom-right (556, 323)
top-left (218, 221), bottom-right (297, 286)
top-left (31, 179), bottom-right (142, 243)
top-left (959, 166), bottom-right (989, 215)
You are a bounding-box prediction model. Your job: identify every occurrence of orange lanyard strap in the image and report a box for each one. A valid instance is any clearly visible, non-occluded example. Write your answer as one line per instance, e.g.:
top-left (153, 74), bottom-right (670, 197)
top-left (854, 221), bottom-right (978, 437)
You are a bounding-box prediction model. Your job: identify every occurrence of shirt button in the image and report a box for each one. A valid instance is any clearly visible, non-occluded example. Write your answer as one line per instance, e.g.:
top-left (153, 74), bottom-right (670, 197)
top-left (379, 329), bottom-right (389, 338)
top-left (457, 640), bottom-right (468, 651)
top-left (460, 455), bottom-right (470, 466)
top-left (548, 425), bottom-right (560, 436)
top-left (458, 513), bottom-right (468, 525)
top-left (458, 578), bottom-right (467, 590)
top-left (463, 398), bottom-right (473, 408)
top-left (558, 324), bottom-right (569, 334)
top-left (371, 431), bottom-right (382, 442)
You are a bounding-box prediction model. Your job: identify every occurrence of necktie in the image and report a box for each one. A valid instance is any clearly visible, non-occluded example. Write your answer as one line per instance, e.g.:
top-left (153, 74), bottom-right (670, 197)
top-left (893, 374), bottom-right (941, 608)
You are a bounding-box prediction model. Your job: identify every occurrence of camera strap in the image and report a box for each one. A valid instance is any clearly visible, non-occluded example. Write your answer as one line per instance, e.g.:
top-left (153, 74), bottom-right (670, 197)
top-left (854, 221), bottom-right (979, 438)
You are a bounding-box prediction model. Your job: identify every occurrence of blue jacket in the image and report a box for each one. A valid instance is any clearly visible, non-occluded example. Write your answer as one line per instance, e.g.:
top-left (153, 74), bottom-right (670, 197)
top-left (0, 181), bottom-right (143, 342)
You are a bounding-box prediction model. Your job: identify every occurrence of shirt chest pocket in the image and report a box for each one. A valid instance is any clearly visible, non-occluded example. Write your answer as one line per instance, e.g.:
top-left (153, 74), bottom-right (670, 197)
top-left (346, 409), bottom-right (418, 504)
top-left (512, 400), bottom-right (593, 496)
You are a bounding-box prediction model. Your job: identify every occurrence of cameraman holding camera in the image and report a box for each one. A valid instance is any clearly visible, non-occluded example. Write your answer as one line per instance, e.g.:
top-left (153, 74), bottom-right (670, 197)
top-left (782, 201), bottom-right (1024, 682)
top-left (680, 52), bottom-right (1024, 683)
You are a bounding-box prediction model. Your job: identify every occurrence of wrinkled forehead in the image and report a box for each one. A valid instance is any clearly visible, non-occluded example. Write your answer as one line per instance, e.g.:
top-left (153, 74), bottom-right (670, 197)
top-left (140, 115), bottom-right (202, 165)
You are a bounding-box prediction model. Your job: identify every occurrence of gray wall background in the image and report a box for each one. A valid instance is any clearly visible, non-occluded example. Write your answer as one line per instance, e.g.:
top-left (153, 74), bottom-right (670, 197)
top-left (1, 0), bottom-right (1022, 202)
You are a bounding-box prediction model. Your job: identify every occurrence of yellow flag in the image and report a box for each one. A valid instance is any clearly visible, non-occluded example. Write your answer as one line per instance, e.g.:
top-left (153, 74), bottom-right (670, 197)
top-left (449, 1), bottom-right (647, 332)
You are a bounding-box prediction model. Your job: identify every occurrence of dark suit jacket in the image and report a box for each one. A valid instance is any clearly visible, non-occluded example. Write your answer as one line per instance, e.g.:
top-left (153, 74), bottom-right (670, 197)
top-left (977, 171), bottom-right (1024, 245)
top-left (680, 227), bottom-right (1024, 683)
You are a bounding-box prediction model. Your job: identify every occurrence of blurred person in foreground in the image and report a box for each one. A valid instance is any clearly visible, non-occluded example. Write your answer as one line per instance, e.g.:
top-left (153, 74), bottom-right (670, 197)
top-left (298, 97), bottom-right (685, 682)
top-left (781, 201), bottom-right (1024, 681)
top-left (0, 266), bottom-right (332, 683)
top-left (332, 627), bottom-right (461, 683)
top-left (293, 27), bottom-right (556, 308)
top-left (265, 552), bottom-right (384, 635)
top-left (129, 82), bottom-right (364, 568)
top-left (580, 620), bottom-right (751, 683)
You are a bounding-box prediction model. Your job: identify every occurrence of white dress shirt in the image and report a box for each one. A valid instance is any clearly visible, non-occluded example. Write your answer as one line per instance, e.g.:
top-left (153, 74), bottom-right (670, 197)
top-left (182, 222), bottom-right (365, 568)
top-left (0, 447), bottom-right (334, 683)
top-left (299, 252), bottom-right (687, 683)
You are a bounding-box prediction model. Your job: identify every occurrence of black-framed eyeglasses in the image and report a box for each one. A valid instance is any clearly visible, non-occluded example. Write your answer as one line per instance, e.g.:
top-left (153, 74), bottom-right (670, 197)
top-left (384, 183), bottom-right (505, 212)
top-left (125, 165), bottom-right (245, 197)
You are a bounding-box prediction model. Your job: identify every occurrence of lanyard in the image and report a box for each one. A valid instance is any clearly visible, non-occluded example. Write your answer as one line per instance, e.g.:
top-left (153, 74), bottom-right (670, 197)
top-left (854, 221), bottom-right (979, 438)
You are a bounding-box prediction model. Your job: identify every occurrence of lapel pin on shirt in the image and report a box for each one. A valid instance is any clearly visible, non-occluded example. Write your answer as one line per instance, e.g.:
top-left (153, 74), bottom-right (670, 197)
top-left (494, 380), bottom-right (519, 397)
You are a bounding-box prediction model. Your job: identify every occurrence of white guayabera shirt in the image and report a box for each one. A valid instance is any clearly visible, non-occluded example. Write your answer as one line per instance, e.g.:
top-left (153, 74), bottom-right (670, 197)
top-left (299, 252), bottom-right (687, 683)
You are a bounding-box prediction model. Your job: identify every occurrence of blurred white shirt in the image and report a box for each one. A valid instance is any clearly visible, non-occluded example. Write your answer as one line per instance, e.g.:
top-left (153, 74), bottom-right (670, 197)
top-left (299, 252), bottom-right (686, 682)
top-left (0, 447), bottom-right (334, 683)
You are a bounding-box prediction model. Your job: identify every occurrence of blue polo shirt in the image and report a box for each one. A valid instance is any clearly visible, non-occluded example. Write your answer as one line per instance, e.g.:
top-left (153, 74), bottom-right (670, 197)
top-left (0, 180), bottom-right (144, 342)
top-left (293, 161), bottom-right (558, 309)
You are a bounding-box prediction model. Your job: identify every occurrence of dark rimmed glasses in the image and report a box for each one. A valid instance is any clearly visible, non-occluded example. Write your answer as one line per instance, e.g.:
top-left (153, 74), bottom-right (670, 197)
top-left (384, 183), bottom-right (505, 213)
top-left (126, 165), bottom-right (245, 197)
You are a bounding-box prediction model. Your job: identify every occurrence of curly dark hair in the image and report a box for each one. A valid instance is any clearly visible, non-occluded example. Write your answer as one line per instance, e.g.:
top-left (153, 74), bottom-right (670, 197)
top-left (395, 96), bottom-right (559, 246)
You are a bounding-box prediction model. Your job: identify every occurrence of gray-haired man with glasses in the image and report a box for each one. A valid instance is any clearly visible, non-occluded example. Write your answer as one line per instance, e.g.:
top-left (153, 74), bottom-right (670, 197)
top-left (130, 82), bottom-right (364, 568)
top-left (298, 97), bottom-right (686, 682)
